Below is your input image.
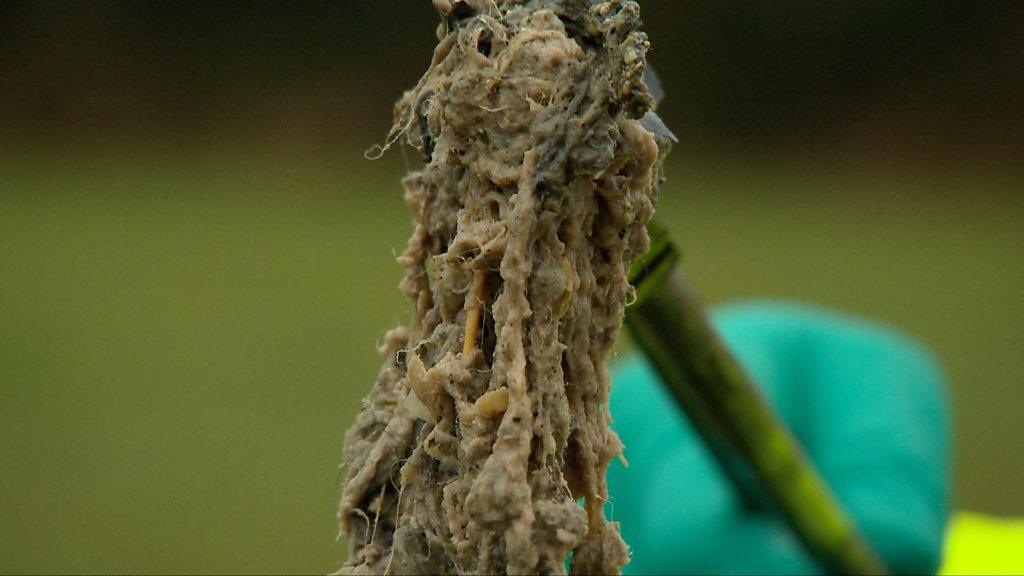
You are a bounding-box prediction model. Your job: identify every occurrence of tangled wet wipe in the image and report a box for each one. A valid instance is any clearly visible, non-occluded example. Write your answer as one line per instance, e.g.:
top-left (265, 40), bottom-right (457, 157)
top-left (339, 1), bottom-right (669, 574)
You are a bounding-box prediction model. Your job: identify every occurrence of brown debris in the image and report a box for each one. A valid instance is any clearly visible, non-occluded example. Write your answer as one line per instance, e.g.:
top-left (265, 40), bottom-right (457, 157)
top-left (339, 1), bottom-right (666, 574)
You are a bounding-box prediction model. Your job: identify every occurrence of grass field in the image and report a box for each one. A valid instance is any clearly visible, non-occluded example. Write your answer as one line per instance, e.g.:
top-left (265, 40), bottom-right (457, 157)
top-left (1, 150), bottom-right (1021, 573)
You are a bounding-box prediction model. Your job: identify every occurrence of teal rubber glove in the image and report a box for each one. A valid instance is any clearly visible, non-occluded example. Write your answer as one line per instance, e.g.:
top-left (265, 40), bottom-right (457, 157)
top-left (608, 302), bottom-right (951, 575)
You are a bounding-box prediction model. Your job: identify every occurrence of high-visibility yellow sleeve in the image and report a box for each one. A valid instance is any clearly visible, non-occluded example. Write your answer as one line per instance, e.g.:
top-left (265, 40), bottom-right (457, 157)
top-left (941, 513), bottom-right (1024, 576)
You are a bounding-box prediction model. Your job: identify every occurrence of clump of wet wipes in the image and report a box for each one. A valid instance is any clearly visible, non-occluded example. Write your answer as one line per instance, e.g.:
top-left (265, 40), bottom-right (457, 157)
top-left (339, 1), bottom-right (667, 574)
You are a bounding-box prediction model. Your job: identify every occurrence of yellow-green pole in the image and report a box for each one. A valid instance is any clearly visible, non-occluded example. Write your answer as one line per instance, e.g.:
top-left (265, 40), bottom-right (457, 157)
top-left (625, 221), bottom-right (887, 576)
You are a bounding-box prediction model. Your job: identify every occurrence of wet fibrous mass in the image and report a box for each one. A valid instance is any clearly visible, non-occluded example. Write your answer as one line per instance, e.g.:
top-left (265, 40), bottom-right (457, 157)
top-left (339, 0), bottom-right (668, 574)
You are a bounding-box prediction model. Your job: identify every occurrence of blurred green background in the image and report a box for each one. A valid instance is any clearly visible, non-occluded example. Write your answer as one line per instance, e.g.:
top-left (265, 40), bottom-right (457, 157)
top-left (1, 1), bottom-right (1022, 574)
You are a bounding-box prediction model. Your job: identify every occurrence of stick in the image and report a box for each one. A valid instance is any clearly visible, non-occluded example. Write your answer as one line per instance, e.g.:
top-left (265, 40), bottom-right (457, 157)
top-left (463, 269), bottom-right (487, 356)
top-left (625, 221), bottom-right (887, 576)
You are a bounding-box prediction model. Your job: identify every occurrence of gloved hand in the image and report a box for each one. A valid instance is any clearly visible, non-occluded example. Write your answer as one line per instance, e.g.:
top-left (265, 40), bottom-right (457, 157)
top-left (608, 302), bottom-right (951, 575)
